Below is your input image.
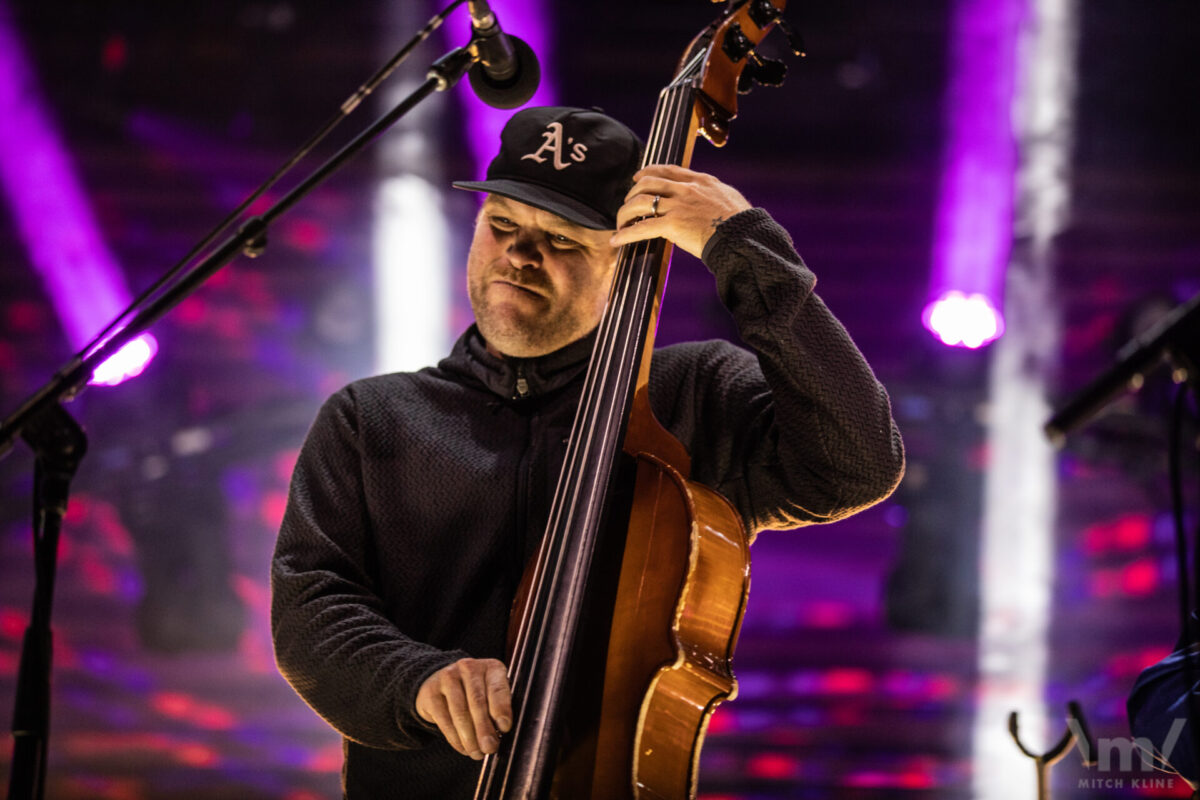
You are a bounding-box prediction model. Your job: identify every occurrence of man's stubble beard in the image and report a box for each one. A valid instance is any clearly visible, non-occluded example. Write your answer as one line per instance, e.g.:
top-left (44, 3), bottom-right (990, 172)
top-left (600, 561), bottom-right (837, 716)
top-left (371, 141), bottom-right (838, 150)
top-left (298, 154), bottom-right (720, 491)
top-left (469, 270), bottom-right (581, 358)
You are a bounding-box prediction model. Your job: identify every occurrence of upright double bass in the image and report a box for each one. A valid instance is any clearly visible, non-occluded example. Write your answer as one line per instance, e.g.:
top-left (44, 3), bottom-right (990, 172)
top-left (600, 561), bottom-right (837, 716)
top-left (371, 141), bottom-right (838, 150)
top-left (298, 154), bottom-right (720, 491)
top-left (476, 2), bottom-right (798, 797)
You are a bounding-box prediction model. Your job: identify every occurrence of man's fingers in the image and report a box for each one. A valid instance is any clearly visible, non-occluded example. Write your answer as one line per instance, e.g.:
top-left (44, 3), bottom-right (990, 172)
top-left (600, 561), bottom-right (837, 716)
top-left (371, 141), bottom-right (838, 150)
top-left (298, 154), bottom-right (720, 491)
top-left (630, 163), bottom-right (697, 184)
top-left (614, 192), bottom-right (666, 231)
top-left (610, 215), bottom-right (670, 247)
top-left (440, 672), bottom-right (486, 759)
top-left (612, 168), bottom-right (751, 258)
top-left (464, 660), bottom-right (512, 752)
top-left (623, 174), bottom-right (679, 204)
top-left (461, 667), bottom-right (500, 756)
top-left (420, 693), bottom-right (468, 755)
top-left (416, 658), bottom-right (512, 760)
top-left (610, 209), bottom-right (702, 256)
top-left (486, 661), bottom-right (514, 733)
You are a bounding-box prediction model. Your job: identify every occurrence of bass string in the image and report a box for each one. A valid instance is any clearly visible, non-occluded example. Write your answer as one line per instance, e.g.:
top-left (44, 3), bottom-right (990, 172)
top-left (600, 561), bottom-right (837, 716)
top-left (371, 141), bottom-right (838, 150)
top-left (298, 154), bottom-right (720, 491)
top-left (483, 82), bottom-right (698, 794)
top-left (501, 78), bottom-right (699, 712)
top-left (524, 67), bottom-right (702, 580)
top-left (478, 42), bottom-right (718, 796)
top-left (502, 80), bottom-right (697, 707)
top-left (493, 5), bottom-right (707, 650)
top-left (538, 77), bottom-right (695, 586)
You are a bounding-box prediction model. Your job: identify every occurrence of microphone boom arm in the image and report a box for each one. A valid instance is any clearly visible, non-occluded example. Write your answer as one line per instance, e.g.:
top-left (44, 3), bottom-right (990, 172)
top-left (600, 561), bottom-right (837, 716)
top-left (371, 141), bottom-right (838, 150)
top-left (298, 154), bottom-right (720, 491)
top-left (1045, 291), bottom-right (1200, 444)
top-left (0, 46), bottom-right (475, 463)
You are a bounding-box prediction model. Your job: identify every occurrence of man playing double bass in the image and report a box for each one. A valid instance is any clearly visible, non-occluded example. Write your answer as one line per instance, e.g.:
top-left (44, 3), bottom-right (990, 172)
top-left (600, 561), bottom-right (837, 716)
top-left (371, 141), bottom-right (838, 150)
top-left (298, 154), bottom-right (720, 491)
top-left (271, 105), bottom-right (904, 797)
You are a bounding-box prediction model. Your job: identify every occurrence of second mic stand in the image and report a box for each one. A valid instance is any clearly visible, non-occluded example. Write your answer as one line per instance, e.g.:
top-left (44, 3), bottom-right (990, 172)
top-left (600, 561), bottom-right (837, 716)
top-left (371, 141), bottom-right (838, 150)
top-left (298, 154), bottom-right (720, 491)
top-left (1045, 293), bottom-right (1200, 788)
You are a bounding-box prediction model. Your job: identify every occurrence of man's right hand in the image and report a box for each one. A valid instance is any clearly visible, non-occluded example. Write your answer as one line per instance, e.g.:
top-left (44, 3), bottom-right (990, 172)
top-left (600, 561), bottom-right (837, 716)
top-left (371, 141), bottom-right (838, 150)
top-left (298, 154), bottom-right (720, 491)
top-left (415, 657), bottom-right (513, 760)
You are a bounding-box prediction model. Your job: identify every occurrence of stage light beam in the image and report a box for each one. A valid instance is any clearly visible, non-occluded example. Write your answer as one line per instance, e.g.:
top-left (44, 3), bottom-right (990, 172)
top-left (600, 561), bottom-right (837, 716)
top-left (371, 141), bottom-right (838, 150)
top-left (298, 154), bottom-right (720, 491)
top-left (926, 0), bottom-right (1020, 348)
top-left (0, 0), bottom-right (154, 387)
top-left (970, 1), bottom-right (1078, 797)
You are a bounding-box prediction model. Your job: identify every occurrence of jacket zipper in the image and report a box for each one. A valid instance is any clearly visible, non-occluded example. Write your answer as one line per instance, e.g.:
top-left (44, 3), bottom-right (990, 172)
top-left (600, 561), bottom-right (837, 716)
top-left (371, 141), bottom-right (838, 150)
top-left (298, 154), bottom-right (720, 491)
top-left (514, 362), bottom-right (530, 400)
top-left (511, 362), bottom-right (533, 598)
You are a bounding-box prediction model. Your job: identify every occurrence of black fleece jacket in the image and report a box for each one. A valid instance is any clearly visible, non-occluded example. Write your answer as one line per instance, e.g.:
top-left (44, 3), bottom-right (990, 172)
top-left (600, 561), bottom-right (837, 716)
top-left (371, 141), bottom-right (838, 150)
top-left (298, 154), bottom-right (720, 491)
top-left (271, 208), bottom-right (905, 798)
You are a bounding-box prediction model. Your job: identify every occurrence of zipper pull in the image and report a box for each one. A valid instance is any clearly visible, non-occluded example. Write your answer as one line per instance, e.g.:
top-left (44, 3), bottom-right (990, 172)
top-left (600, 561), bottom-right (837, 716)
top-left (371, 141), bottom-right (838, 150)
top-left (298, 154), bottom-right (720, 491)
top-left (514, 364), bottom-right (530, 399)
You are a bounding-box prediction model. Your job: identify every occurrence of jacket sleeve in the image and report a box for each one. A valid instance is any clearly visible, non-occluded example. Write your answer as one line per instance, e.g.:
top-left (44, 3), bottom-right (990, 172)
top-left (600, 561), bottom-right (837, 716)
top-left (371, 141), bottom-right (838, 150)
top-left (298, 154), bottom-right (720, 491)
top-left (654, 207), bottom-right (905, 537)
top-left (271, 386), bottom-right (468, 749)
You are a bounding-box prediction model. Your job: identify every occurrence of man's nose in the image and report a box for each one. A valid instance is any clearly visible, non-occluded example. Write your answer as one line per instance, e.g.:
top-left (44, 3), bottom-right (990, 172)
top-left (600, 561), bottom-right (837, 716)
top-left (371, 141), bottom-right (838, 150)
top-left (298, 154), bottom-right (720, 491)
top-left (507, 231), bottom-right (543, 269)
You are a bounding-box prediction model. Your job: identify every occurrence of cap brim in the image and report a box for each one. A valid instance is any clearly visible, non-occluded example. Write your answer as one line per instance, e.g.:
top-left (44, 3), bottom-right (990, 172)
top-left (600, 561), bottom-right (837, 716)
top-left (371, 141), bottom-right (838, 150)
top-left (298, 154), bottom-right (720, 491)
top-left (451, 179), bottom-right (614, 230)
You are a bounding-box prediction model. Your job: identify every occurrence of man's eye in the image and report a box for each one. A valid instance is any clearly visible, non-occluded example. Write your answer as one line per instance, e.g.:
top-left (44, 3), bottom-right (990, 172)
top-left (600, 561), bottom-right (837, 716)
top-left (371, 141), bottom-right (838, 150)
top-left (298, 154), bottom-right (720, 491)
top-left (489, 216), bottom-right (516, 231)
top-left (549, 234), bottom-right (579, 249)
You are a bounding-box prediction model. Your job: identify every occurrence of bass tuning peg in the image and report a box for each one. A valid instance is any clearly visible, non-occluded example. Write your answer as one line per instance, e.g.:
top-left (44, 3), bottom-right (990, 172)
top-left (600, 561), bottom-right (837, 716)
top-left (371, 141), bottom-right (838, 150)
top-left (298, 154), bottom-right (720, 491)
top-left (746, 51), bottom-right (788, 88)
top-left (738, 51), bottom-right (787, 94)
top-left (776, 18), bottom-right (806, 57)
top-left (737, 68), bottom-right (754, 95)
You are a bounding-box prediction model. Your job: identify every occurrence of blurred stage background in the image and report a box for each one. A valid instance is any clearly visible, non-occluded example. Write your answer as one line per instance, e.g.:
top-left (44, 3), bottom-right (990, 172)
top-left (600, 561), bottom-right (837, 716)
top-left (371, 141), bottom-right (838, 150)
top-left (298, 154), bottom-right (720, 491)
top-left (1, 0), bottom-right (1198, 797)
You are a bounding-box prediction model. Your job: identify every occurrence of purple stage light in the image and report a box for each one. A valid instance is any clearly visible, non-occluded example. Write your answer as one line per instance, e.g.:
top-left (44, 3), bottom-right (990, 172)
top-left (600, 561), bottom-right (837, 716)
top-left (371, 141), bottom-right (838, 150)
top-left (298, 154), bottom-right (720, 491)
top-left (922, 290), bottom-right (1005, 349)
top-left (0, 1), bottom-right (155, 386)
top-left (926, 0), bottom-right (1022, 347)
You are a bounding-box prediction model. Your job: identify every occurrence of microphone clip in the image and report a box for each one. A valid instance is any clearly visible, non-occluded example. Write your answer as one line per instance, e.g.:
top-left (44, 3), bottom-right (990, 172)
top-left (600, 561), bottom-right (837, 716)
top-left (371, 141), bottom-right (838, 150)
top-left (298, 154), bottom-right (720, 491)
top-left (427, 47), bottom-right (477, 92)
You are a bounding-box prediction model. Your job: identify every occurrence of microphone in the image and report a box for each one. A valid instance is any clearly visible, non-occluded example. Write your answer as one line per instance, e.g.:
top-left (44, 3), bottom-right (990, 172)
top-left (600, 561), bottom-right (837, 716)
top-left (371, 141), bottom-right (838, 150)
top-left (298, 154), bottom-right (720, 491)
top-left (466, 0), bottom-right (540, 109)
top-left (1044, 292), bottom-right (1200, 445)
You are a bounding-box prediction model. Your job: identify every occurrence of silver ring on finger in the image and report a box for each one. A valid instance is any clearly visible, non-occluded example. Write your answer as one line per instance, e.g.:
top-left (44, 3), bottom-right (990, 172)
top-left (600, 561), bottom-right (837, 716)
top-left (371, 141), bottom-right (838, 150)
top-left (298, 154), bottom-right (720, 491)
top-left (651, 195), bottom-right (660, 217)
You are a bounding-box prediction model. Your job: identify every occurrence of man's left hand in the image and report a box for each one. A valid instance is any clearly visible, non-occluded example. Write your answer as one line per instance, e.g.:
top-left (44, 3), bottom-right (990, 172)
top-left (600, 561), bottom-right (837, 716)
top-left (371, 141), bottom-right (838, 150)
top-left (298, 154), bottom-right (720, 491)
top-left (611, 165), bottom-right (752, 259)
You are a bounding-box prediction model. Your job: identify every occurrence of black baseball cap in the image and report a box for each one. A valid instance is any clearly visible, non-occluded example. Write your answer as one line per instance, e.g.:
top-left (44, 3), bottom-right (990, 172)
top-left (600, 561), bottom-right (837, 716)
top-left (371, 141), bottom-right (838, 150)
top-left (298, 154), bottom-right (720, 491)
top-left (452, 106), bottom-right (643, 230)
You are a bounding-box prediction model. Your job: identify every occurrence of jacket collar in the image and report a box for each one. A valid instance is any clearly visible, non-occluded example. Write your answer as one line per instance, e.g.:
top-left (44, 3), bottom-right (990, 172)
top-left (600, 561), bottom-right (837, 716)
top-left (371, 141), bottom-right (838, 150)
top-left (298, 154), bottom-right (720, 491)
top-left (439, 325), bottom-right (595, 401)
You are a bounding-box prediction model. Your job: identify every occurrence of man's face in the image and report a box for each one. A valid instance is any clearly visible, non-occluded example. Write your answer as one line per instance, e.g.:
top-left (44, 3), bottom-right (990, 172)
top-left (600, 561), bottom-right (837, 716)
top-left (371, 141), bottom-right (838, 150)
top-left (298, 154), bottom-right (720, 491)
top-left (467, 195), bottom-right (619, 358)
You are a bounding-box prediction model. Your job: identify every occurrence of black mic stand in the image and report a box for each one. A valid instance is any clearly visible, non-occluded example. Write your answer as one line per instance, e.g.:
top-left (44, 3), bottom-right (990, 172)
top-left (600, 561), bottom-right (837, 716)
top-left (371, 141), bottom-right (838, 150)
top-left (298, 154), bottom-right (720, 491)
top-left (2, 35), bottom-right (481, 800)
top-left (7, 404), bottom-right (87, 800)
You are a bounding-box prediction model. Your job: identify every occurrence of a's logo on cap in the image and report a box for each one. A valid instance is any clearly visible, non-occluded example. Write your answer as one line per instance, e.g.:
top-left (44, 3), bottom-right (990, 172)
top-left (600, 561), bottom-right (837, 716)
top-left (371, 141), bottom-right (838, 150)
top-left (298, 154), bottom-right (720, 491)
top-left (520, 122), bottom-right (589, 171)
